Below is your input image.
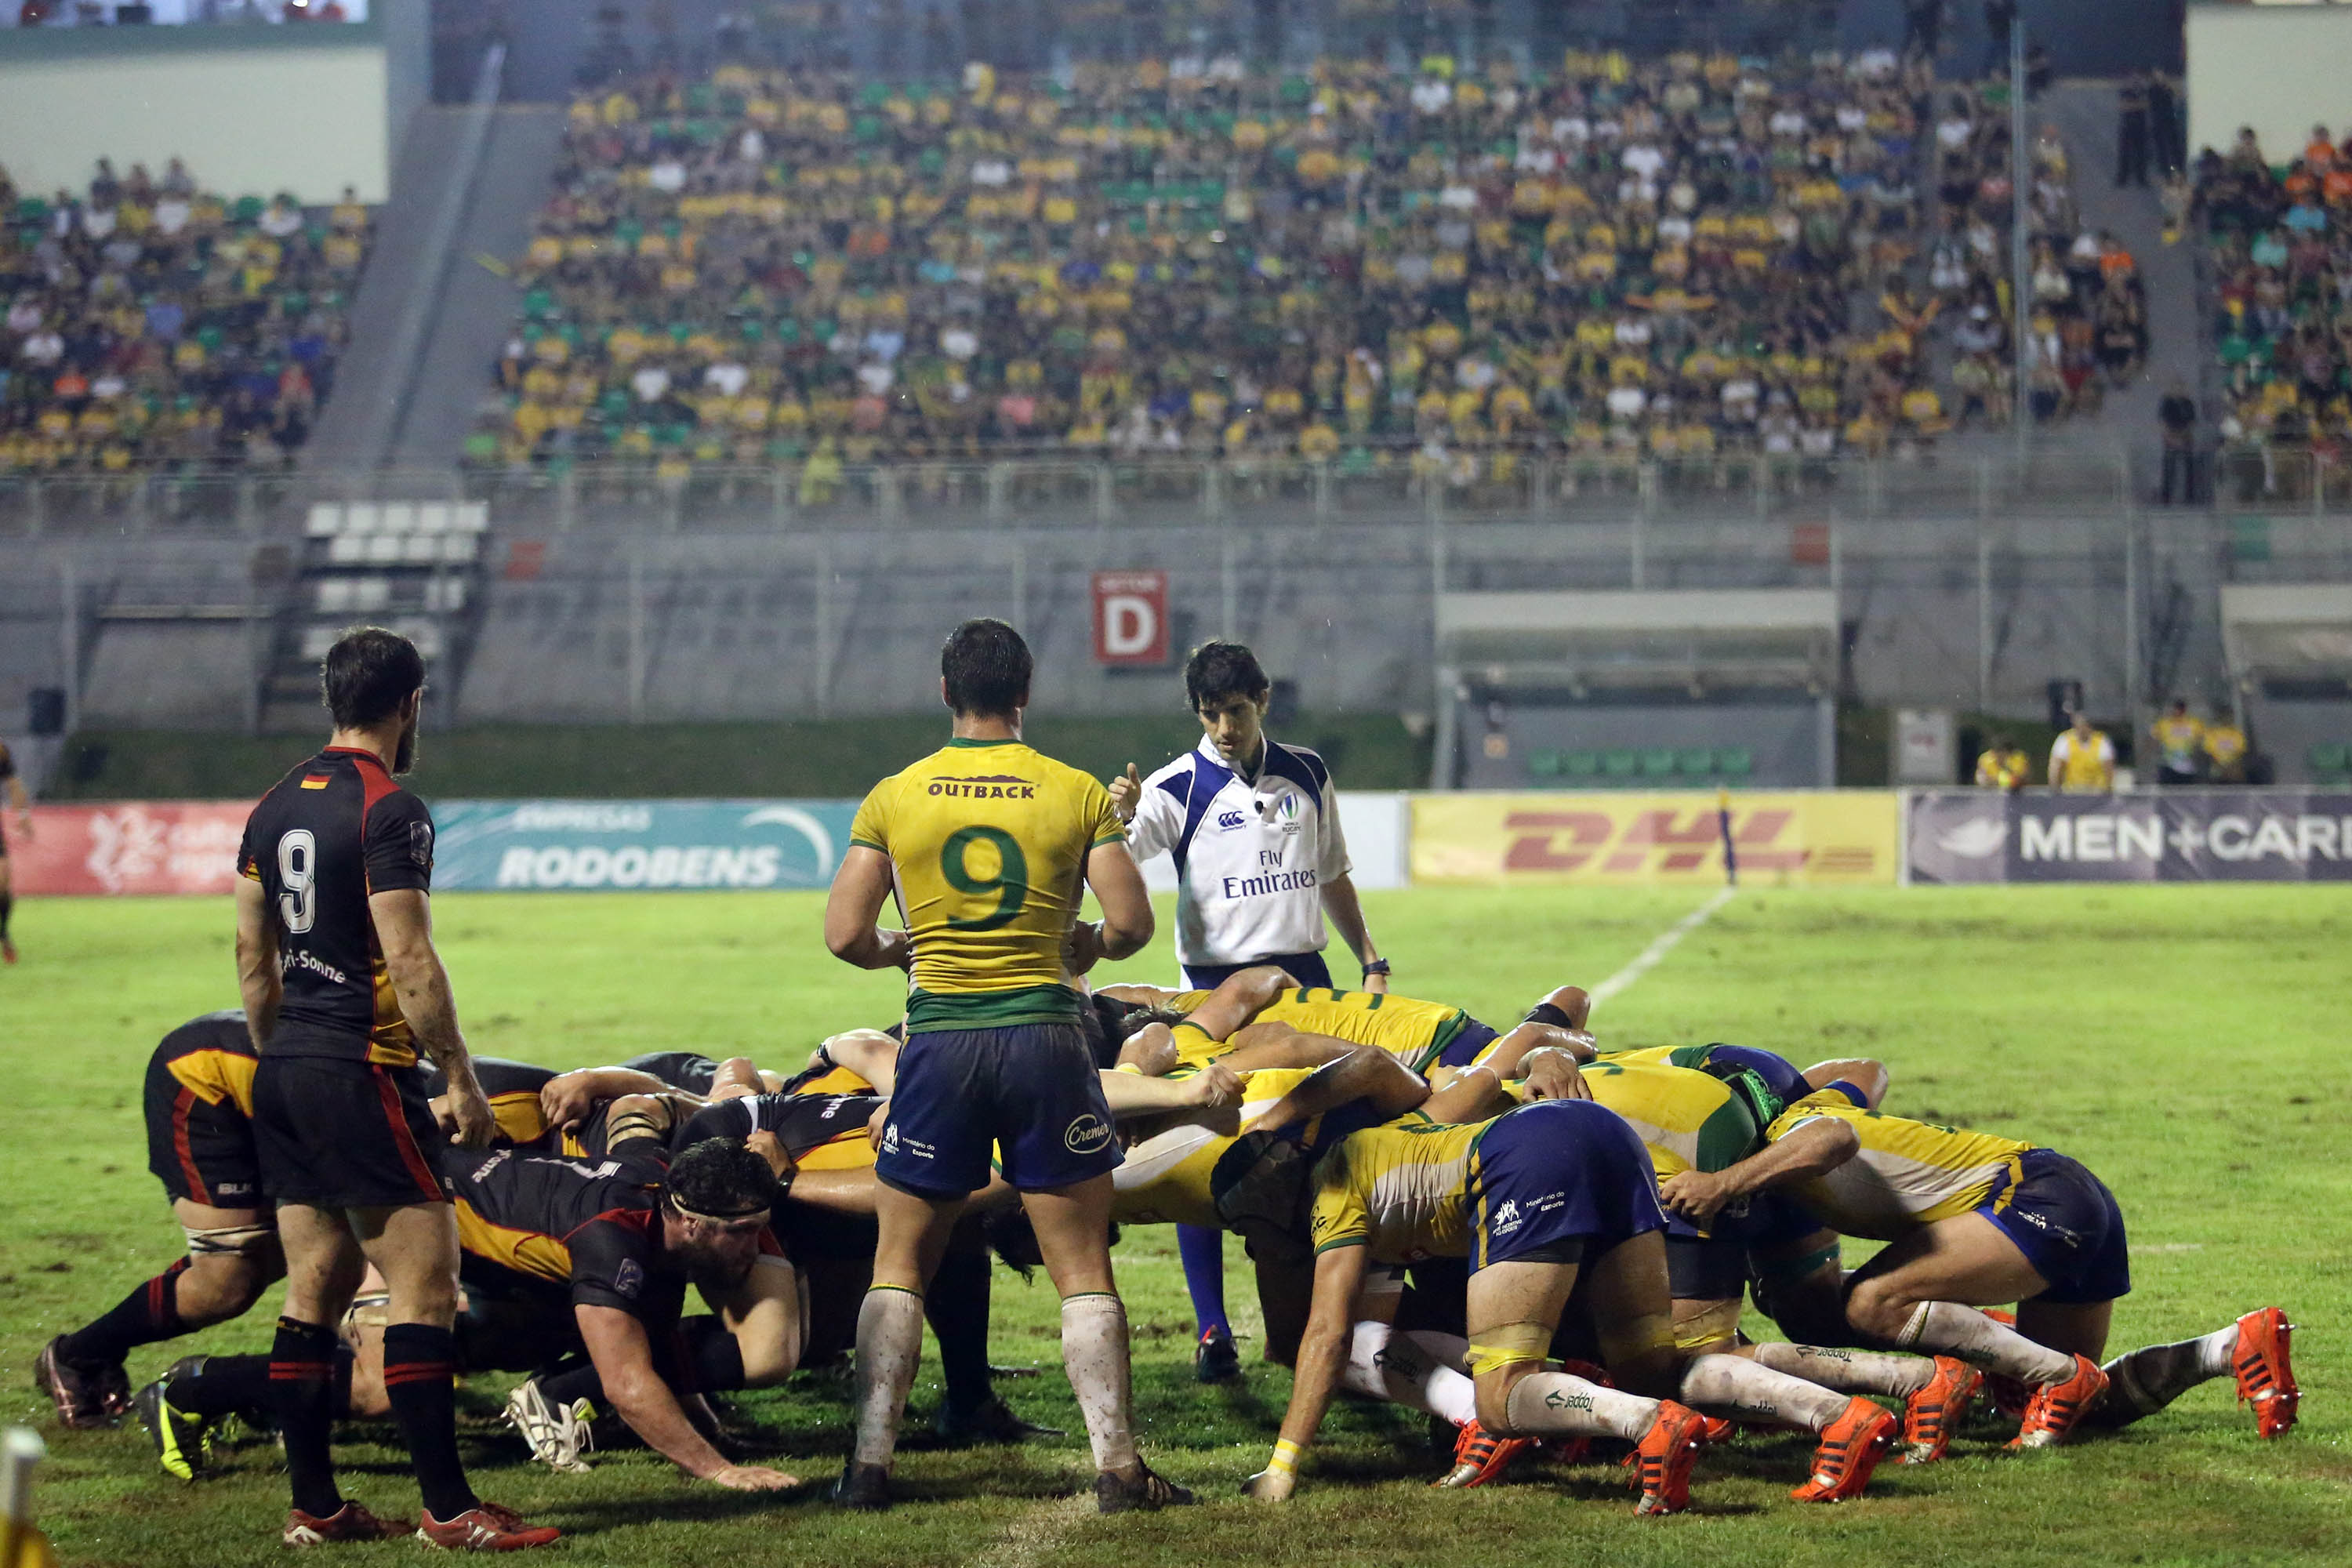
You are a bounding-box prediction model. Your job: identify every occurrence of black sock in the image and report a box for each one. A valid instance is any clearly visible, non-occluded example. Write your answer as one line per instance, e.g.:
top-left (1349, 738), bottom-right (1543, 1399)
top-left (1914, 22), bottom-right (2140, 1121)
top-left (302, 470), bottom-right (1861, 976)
top-left (269, 1317), bottom-right (343, 1518)
top-left (927, 1247), bottom-right (994, 1413)
top-left (60, 1258), bottom-right (188, 1368)
top-left (535, 1356), bottom-right (606, 1411)
top-left (172, 1353), bottom-right (270, 1420)
top-left (0, 887), bottom-right (13, 941)
top-left (677, 1317), bottom-right (747, 1394)
top-left (382, 1323), bottom-right (476, 1521)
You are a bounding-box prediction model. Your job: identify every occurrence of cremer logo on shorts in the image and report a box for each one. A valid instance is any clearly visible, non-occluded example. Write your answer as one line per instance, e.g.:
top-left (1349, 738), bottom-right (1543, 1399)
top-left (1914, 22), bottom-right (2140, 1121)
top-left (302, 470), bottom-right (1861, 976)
top-left (1221, 868), bottom-right (1319, 898)
top-left (1064, 1113), bottom-right (1112, 1154)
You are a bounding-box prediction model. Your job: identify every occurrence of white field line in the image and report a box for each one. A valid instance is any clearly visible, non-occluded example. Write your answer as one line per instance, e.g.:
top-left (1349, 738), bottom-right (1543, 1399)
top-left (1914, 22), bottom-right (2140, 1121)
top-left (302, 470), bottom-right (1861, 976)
top-left (1587, 886), bottom-right (1737, 1012)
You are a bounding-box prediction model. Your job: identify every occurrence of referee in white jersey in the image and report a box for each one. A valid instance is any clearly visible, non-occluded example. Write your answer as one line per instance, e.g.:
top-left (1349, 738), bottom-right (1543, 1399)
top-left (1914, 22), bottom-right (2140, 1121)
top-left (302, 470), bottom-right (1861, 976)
top-left (1106, 640), bottom-right (1385, 1380)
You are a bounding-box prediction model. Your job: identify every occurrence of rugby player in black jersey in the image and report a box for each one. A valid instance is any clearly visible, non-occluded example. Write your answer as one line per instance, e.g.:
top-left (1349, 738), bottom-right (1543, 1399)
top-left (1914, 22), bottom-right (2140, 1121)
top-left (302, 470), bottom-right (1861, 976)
top-left (231, 628), bottom-right (557, 1551)
top-left (0, 735), bottom-right (28, 964)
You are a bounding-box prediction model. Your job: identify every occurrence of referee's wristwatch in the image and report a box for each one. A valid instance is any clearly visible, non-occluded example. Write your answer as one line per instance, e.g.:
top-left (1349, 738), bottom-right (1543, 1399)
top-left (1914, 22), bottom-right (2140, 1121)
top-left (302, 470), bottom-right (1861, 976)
top-left (1361, 959), bottom-right (1391, 978)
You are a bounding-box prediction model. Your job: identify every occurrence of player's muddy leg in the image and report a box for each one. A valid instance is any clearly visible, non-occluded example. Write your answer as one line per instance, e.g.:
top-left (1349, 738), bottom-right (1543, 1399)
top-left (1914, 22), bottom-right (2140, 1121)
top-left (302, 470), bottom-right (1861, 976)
top-left (1842, 1216), bottom-right (2078, 1385)
top-left (56, 1203), bottom-right (278, 1388)
top-left (2081, 1312), bottom-right (2247, 1429)
top-left (1023, 1174), bottom-right (1150, 1483)
top-left (848, 1181), bottom-right (961, 1480)
top-left (2016, 1298), bottom-right (2113, 1362)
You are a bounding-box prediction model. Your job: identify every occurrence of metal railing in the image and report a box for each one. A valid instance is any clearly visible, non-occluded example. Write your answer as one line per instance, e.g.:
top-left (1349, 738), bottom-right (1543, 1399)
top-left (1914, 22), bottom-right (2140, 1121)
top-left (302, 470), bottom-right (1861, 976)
top-left (5, 446), bottom-right (2352, 539)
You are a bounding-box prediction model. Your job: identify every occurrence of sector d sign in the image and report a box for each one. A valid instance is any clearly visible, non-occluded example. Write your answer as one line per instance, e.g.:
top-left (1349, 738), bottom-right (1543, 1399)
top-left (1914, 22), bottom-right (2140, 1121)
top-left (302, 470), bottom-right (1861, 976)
top-left (1092, 570), bottom-right (1169, 667)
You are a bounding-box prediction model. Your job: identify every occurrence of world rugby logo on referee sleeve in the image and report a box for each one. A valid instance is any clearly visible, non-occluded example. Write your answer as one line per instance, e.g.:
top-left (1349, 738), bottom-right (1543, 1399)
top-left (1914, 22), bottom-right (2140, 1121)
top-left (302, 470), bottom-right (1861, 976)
top-left (1064, 1113), bottom-right (1112, 1154)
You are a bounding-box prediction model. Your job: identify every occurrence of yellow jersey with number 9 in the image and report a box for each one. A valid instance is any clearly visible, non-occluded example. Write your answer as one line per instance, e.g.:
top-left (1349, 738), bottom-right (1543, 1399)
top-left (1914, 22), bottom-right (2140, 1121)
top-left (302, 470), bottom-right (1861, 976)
top-left (848, 739), bottom-right (1127, 1033)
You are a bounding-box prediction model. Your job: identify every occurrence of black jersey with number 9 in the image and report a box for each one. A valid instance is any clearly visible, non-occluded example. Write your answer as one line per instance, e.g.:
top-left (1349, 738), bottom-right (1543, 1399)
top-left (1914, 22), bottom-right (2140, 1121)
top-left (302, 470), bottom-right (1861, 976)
top-left (237, 746), bottom-right (435, 1066)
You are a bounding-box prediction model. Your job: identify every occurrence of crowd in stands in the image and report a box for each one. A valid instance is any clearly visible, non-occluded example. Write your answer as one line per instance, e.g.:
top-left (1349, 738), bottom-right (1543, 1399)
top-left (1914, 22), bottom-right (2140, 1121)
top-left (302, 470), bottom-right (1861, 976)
top-left (2196, 122), bottom-right (2352, 487)
top-left (0, 159), bottom-right (370, 472)
top-left (474, 49), bottom-right (1957, 477)
top-left (1911, 81), bottom-right (2147, 434)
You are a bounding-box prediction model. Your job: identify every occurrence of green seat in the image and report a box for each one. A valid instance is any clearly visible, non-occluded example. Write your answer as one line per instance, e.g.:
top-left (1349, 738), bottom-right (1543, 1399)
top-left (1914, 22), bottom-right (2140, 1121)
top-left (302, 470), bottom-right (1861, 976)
top-left (1639, 748), bottom-right (1677, 779)
top-left (1527, 750), bottom-right (1562, 779)
top-left (1715, 747), bottom-right (1753, 778)
top-left (1678, 746), bottom-right (1715, 775)
top-left (1601, 748), bottom-right (1639, 781)
top-left (1562, 750), bottom-right (1600, 780)
top-left (2308, 742), bottom-right (2349, 775)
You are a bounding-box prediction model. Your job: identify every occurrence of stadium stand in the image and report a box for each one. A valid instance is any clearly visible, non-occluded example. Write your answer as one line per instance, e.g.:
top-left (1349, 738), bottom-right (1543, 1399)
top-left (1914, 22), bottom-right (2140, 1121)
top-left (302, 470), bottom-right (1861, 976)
top-left (2196, 120), bottom-right (2352, 503)
top-left (471, 49), bottom-right (1936, 477)
top-left (1917, 84), bottom-right (2146, 434)
top-left (0, 158), bottom-right (372, 472)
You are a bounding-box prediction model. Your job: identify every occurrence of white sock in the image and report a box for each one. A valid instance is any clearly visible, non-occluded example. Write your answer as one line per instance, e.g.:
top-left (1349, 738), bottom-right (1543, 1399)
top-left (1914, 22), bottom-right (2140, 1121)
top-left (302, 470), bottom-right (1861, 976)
top-left (1678, 1352), bottom-right (1851, 1432)
top-left (1501, 1372), bottom-right (1657, 1441)
top-left (1895, 1301), bottom-right (2078, 1385)
top-left (1341, 1322), bottom-right (1478, 1425)
top-left (2196, 1323), bottom-right (2241, 1378)
top-left (1061, 1292), bottom-right (1138, 1474)
top-left (1749, 1342), bottom-right (1937, 1398)
top-left (851, 1286), bottom-right (924, 1468)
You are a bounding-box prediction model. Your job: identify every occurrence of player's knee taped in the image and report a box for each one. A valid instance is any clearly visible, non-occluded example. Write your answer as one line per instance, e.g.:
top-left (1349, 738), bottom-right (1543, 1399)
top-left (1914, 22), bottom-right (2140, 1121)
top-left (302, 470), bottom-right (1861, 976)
top-left (1671, 1298), bottom-right (1744, 1352)
top-left (1596, 1311), bottom-right (1677, 1368)
top-left (185, 1222), bottom-right (277, 1258)
top-left (339, 1290), bottom-right (392, 1345)
top-left (1465, 1320), bottom-right (1553, 1379)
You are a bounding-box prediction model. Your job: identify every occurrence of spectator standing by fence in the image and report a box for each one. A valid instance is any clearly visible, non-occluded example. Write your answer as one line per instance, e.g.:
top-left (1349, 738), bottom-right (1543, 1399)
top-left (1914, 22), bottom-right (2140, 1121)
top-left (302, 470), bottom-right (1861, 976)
top-left (2151, 699), bottom-right (2205, 786)
top-left (2049, 710), bottom-right (2117, 793)
top-left (2159, 382), bottom-right (2199, 503)
top-left (2203, 714), bottom-right (2250, 784)
top-left (1974, 739), bottom-right (2032, 791)
top-left (2118, 76), bottom-right (2152, 189)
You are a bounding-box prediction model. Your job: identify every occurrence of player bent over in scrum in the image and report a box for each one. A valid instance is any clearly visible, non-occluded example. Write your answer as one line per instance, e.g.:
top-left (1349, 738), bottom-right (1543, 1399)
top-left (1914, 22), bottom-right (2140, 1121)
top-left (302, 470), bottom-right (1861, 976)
top-left (1231, 1097), bottom-right (1713, 1515)
top-left (38, 1012), bottom-right (279, 1436)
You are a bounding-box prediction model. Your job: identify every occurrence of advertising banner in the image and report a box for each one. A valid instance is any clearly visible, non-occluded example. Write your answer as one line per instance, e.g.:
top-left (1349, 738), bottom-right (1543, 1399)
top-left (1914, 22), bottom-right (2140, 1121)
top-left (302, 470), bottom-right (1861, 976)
top-left (1411, 792), bottom-right (1897, 886)
top-left (1907, 789), bottom-right (2352, 884)
top-left (14, 803), bottom-right (252, 896)
top-left (429, 800), bottom-right (861, 891)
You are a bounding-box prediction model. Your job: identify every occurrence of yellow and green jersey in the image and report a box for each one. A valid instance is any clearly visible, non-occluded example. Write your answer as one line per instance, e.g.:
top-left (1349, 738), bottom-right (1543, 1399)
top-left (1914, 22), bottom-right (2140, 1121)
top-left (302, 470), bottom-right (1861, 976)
top-left (848, 739), bottom-right (1126, 1034)
top-left (1172, 985), bottom-right (1475, 1073)
top-left (1110, 1066), bottom-right (1319, 1229)
top-left (1517, 1060), bottom-right (1762, 1184)
top-left (1764, 1093), bottom-right (2035, 1240)
top-left (1308, 1115), bottom-right (1489, 1264)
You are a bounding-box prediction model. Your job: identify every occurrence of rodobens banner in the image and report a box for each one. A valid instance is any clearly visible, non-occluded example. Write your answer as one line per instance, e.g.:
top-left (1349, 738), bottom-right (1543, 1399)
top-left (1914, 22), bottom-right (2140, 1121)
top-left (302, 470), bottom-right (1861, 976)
top-left (1905, 789), bottom-right (2352, 883)
top-left (428, 800), bottom-right (860, 891)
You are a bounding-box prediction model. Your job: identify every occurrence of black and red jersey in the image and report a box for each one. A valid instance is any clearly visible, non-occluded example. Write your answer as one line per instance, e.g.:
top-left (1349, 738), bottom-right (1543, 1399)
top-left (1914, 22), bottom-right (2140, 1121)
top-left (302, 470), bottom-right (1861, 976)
top-left (416, 1056), bottom-right (560, 1146)
top-left (150, 1009), bottom-right (261, 1116)
top-left (437, 1142), bottom-right (686, 1322)
top-left (237, 747), bottom-right (434, 1066)
top-left (674, 1091), bottom-right (884, 1169)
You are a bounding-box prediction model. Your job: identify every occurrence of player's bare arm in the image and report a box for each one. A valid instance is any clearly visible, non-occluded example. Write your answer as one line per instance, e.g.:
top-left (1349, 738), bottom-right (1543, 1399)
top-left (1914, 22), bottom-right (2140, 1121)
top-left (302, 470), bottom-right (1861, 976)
top-left (1245, 1241), bottom-right (1370, 1500)
top-left (1240, 1048), bottom-right (1428, 1134)
top-left (233, 876), bottom-right (283, 1051)
top-left (811, 1028), bottom-right (902, 1093)
top-left (822, 845), bottom-right (911, 971)
top-left (574, 1305), bottom-right (790, 1490)
top-left (370, 887), bottom-right (493, 1149)
top-left (539, 1067), bottom-right (681, 1131)
top-left (1802, 1058), bottom-right (1889, 1107)
top-left (1067, 837), bottom-right (1154, 974)
top-left (1659, 1116), bottom-right (1861, 1224)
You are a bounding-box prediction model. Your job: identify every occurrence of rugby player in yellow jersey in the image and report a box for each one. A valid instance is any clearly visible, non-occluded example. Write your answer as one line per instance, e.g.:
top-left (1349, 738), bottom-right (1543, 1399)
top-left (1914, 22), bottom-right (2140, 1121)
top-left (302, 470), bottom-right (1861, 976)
top-left (1109, 978), bottom-right (1595, 1077)
top-left (1669, 1089), bottom-right (2299, 1449)
top-left (1417, 1054), bottom-right (1907, 1501)
top-left (823, 619), bottom-right (1189, 1515)
top-left (1233, 1092), bottom-right (1715, 1515)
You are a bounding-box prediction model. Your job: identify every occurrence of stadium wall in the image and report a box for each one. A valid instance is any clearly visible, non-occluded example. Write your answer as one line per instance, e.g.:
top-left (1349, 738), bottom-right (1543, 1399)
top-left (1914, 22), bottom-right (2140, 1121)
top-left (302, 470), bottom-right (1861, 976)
top-left (0, 18), bottom-right (418, 203)
top-left (2185, 2), bottom-right (2352, 165)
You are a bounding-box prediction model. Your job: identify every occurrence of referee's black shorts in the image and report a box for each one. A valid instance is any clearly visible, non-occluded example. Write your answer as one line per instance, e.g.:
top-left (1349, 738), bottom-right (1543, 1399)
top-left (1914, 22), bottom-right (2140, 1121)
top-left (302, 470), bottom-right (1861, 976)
top-left (252, 1054), bottom-right (449, 1210)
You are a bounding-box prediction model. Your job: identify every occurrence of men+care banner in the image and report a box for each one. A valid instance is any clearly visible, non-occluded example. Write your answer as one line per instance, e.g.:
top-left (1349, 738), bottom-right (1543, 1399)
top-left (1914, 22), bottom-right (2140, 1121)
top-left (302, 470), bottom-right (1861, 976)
top-left (429, 800), bottom-right (859, 891)
top-left (1906, 790), bottom-right (2352, 884)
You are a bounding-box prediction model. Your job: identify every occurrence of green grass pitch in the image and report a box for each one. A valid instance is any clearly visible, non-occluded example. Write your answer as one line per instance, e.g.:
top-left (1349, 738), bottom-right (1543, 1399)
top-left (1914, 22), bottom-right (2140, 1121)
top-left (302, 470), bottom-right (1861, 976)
top-left (4, 885), bottom-right (2348, 1566)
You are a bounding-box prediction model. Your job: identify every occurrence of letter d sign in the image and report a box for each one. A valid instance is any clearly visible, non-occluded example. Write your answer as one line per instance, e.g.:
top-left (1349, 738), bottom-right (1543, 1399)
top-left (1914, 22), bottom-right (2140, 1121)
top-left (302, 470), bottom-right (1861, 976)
top-left (1091, 570), bottom-right (1170, 666)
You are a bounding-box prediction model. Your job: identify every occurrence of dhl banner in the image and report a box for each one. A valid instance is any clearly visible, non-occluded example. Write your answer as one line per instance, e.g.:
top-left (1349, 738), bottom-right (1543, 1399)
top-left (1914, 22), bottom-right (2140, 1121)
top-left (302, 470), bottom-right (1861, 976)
top-left (1411, 792), bottom-right (1899, 886)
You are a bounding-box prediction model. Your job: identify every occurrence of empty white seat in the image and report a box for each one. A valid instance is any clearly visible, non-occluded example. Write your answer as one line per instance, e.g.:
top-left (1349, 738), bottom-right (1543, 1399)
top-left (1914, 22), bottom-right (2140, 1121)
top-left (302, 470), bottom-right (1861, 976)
top-left (380, 503), bottom-right (417, 535)
top-left (455, 502), bottom-right (489, 533)
top-left (402, 534), bottom-right (440, 563)
top-left (416, 503), bottom-right (453, 534)
top-left (366, 535), bottom-right (402, 563)
top-left (345, 503), bottom-right (381, 534)
top-left (441, 534), bottom-right (479, 563)
top-left (306, 504), bottom-right (343, 537)
top-left (328, 534), bottom-right (366, 564)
